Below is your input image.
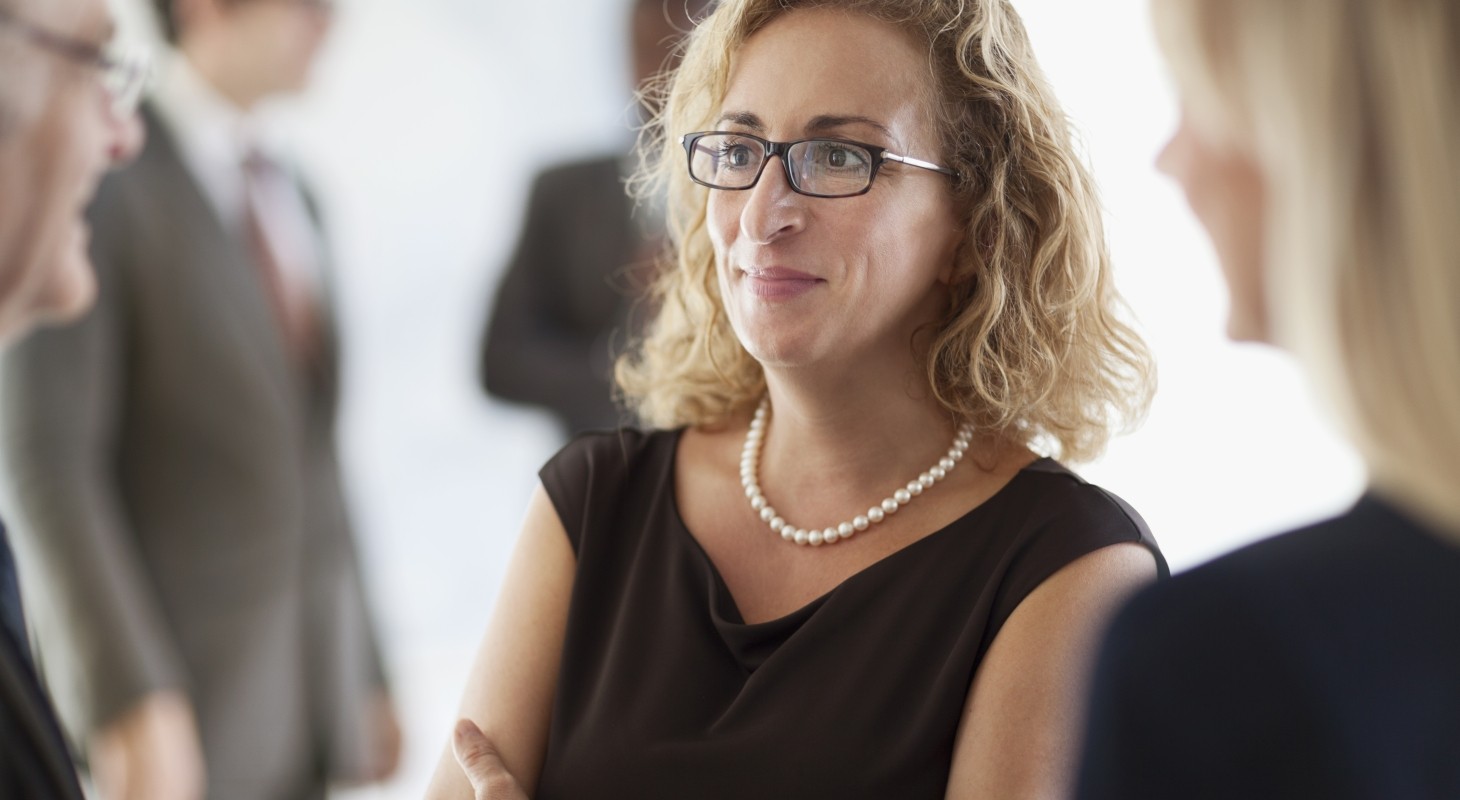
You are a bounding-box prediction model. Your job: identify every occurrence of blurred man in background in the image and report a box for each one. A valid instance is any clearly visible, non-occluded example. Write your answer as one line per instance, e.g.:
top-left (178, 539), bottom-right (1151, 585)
top-left (478, 0), bottom-right (713, 437)
top-left (0, 0), bottom-right (143, 795)
top-left (0, 0), bottom-right (399, 797)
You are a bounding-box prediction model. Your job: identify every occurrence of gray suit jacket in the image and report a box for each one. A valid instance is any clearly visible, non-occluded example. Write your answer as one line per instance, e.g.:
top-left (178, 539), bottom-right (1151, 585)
top-left (0, 104), bottom-right (386, 797)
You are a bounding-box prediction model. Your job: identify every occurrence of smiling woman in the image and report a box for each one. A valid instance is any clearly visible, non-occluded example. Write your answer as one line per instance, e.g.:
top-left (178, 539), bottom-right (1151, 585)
top-left (428, 2), bottom-right (1166, 799)
top-left (621, 0), bottom-right (1153, 464)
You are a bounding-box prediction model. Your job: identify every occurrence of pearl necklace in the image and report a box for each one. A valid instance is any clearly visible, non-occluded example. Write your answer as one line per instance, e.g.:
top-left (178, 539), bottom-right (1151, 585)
top-left (741, 397), bottom-right (975, 547)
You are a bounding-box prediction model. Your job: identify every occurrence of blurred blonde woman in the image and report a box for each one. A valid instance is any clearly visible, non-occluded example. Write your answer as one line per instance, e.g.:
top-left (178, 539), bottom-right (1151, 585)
top-left (430, 1), bottom-right (1163, 798)
top-left (1077, 1), bottom-right (1460, 797)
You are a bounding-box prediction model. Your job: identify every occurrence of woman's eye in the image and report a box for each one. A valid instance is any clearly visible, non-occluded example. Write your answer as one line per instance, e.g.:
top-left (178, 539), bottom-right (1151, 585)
top-left (815, 143), bottom-right (866, 170)
top-left (716, 143), bottom-right (754, 169)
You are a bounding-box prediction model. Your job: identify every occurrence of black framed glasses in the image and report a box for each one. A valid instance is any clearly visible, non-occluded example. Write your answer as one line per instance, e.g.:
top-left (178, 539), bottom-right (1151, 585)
top-left (682, 131), bottom-right (958, 199)
top-left (0, 6), bottom-right (150, 115)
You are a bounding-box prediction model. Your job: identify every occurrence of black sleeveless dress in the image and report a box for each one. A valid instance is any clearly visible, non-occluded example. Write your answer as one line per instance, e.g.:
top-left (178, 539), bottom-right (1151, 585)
top-left (536, 428), bottom-right (1166, 799)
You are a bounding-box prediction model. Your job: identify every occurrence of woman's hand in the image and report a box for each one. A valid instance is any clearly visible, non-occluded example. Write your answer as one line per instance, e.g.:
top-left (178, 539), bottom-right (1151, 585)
top-left (89, 689), bottom-right (207, 800)
top-left (453, 719), bottom-right (531, 800)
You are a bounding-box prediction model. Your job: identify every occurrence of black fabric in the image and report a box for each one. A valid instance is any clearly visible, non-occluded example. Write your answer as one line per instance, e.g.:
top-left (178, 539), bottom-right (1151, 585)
top-left (537, 428), bottom-right (1166, 799)
top-left (0, 522), bottom-right (29, 665)
top-left (0, 523), bottom-right (85, 799)
top-left (1077, 494), bottom-right (1460, 800)
top-left (479, 155), bottom-right (643, 435)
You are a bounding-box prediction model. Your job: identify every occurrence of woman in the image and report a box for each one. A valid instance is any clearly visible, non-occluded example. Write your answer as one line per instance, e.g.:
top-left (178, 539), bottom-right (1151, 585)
top-left (1076, 1), bottom-right (1460, 797)
top-left (430, 1), bottom-right (1163, 797)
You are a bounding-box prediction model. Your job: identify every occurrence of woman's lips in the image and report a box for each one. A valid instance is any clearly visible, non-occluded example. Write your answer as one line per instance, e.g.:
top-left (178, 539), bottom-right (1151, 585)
top-left (742, 266), bottom-right (822, 299)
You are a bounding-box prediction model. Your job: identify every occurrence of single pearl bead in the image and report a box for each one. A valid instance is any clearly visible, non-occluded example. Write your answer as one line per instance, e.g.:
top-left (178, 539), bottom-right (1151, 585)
top-left (881, 498), bottom-right (899, 514)
top-left (868, 507), bottom-right (885, 523)
top-left (893, 489), bottom-right (911, 504)
top-left (822, 527), bottom-right (839, 543)
top-left (939, 457), bottom-right (955, 471)
top-left (780, 526), bottom-right (795, 541)
top-left (838, 522), bottom-right (854, 537)
top-left (793, 529), bottom-right (810, 546)
top-left (808, 530), bottom-right (824, 546)
top-left (853, 515), bottom-right (870, 531)
top-left (744, 485), bottom-right (759, 498)
top-left (771, 516), bottom-right (785, 531)
top-left (930, 466), bottom-right (946, 481)
top-left (759, 506), bottom-right (775, 522)
top-left (919, 473), bottom-right (935, 488)
top-left (907, 480), bottom-right (923, 496)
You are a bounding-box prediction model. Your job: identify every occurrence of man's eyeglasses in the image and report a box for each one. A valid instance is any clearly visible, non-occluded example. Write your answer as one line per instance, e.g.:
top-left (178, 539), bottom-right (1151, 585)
top-left (0, 7), bottom-right (150, 116)
top-left (681, 131), bottom-right (959, 199)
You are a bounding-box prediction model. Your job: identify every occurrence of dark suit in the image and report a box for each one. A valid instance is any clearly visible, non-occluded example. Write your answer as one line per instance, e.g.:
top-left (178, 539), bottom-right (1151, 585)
top-left (1076, 495), bottom-right (1460, 799)
top-left (0, 104), bottom-right (385, 798)
top-left (1, 526), bottom-right (84, 800)
top-left (480, 154), bottom-right (652, 435)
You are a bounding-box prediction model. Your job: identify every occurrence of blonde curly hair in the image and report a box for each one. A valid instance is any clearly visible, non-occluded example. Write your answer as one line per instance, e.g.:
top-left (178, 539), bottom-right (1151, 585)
top-left (617, 0), bottom-right (1153, 463)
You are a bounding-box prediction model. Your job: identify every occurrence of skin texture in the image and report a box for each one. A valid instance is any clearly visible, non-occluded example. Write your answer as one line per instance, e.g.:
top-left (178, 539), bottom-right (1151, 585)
top-left (1156, 108), bottom-right (1270, 342)
top-left (171, 0), bottom-right (332, 111)
top-left (0, 0), bottom-right (142, 342)
top-left (441, 9), bottom-right (1157, 799)
top-left (707, 12), bottom-right (962, 377)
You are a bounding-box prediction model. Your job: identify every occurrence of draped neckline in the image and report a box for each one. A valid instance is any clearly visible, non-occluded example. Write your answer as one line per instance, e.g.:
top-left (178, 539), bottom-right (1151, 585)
top-left (664, 427), bottom-right (1052, 628)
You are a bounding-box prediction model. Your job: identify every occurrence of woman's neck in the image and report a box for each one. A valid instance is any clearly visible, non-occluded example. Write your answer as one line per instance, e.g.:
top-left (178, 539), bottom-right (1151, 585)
top-left (755, 369), bottom-right (963, 504)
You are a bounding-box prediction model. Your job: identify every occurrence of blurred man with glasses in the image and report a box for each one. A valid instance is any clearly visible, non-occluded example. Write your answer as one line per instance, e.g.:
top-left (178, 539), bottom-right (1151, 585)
top-left (0, 0), bottom-right (398, 798)
top-left (0, 0), bottom-right (143, 796)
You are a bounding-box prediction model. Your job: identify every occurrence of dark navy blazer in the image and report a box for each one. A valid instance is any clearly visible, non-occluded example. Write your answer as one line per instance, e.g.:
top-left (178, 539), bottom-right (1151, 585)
top-left (1, 524), bottom-right (84, 799)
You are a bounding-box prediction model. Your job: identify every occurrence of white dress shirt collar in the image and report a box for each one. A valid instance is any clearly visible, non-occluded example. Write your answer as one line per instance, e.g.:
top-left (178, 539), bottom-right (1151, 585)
top-left (150, 54), bottom-right (283, 230)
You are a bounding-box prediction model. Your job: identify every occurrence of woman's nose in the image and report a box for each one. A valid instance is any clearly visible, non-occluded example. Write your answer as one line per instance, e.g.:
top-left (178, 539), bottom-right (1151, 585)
top-left (739, 155), bottom-right (806, 245)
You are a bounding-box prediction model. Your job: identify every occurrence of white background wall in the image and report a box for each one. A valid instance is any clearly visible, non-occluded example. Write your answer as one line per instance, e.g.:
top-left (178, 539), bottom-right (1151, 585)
top-left (109, 1), bottom-right (1366, 796)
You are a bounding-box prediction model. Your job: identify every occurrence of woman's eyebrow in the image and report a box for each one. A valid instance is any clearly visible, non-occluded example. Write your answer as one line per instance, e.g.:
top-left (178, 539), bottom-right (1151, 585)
top-left (715, 111), bottom-right (764, 130)
top-left (804, 114), bottom-right (893, 139)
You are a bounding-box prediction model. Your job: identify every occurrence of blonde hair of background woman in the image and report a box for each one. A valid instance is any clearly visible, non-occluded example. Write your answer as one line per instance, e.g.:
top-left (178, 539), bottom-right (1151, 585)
top-left (1152, 0), bottom-right (1460, 536)
top-left (617, 0), bottom-right (1154, 464)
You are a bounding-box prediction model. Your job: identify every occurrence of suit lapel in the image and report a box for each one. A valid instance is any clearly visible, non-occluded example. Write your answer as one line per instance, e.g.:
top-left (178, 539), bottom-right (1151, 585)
top-left (0, 634), bottom-right (85, 799)
top-left (136, 105), bottom-right (304, 412)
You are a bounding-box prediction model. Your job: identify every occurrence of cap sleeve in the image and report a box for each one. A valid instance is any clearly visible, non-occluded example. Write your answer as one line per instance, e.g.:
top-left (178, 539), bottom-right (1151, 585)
top-left (982, 462), bottom-right (1169, 654)
top-left (539, 428), bottom-right (658, 555)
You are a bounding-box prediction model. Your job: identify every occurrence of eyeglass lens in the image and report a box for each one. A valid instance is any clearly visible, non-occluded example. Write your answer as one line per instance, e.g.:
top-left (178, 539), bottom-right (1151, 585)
top-left (689, 133), bottom-right (875, 197)
top-left (100, 42), bottom-right (150, 116)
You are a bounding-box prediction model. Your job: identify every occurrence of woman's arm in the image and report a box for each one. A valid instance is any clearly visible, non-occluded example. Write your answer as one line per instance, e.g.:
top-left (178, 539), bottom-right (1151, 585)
top-left (944, 542), bottom-right (1158, 800)
top-left (425, 484), bottom-right (576, 799)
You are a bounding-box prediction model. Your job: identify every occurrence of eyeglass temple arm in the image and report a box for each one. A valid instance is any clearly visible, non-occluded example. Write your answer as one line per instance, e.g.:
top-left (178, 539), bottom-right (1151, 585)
top-left (883, 152), bottom-right (959, 178)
